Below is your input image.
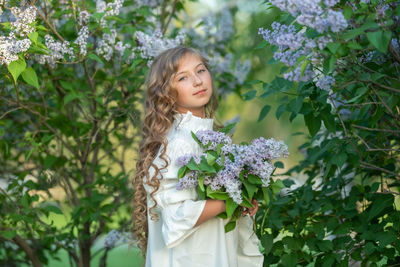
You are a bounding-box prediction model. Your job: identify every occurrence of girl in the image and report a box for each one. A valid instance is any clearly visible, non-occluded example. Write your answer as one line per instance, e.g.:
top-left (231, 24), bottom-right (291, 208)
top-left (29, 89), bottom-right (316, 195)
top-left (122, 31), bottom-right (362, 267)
top-left (132, 46), bottom-right (263, 267)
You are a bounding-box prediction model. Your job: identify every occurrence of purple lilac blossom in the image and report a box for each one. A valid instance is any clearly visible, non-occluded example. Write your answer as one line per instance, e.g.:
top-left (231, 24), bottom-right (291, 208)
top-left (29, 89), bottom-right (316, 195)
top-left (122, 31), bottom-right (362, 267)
top-left (176, 171), bottom-right (199, 190)
top-left (316, 75), bottom-right (335, 91)
top-left (269, 0), bottom-right (348, 33)
top-left (283, 64), bottom-right (314, 82)
top-left (176, 153), bottom-right (202, 167)
top-left (195, 130), bottom-right (232, 151)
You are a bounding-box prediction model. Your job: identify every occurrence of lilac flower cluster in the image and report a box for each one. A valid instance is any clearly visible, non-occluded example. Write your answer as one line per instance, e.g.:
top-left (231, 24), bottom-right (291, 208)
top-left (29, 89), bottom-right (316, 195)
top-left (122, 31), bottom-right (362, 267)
top-left (78, 10), bottom-right (90, 26)
top-left (96, 0), bottom-right (125, 27)
top-left (176, 153), bottom-right (202, 167)
top-left (176, 171), bottom-right (199, 190)
top-left (176, 130), bottom-right (289, 204)
top-left (195, 130), bottom-right (232, 151)
top-left (0, 33), bottom-right (31, 65)
top-left (35, 35), bottom-right (75, 68)
top-left (283, 64), bottom-right (315, 82)
top-left (95, 29), bottom-right (133, 63)
top-left (10, 6), bottom-right (36, 37)
top-left (74, 26), bottom-right (89, 56)
top-left (104, 230), bottom-right (131, 248)
top-left (316, 75), bottom-right (335, 92)
top-left (258, 1), bottom-right (349, 86)
top-left (134, 29), bottom-right (186, 65)
top-left (270, 0), bottom-right (347, 33)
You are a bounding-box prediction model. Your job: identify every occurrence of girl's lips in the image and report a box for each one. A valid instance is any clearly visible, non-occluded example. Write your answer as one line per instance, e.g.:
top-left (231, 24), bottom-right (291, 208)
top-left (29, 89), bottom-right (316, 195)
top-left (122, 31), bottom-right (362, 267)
top-left (194, 89), bottom-right (207, 95)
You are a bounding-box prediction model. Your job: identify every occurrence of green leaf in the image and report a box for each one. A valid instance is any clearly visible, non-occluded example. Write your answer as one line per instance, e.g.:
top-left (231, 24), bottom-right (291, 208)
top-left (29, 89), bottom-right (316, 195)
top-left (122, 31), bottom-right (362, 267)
top-left (304, 113), bottom-right (321, 137)
top-left (199, 157), bottom-right (216, 173)
top-left (281, 253), bottom-right (298, 267)
top-left (254, 39), bottom-right (269, 49)
top-left (225, 198), bottom-right (239, 218)
top-left (88, 52), bottom-right (104, 64)
top-left (7, 58), bottom-right (27, 82)
top-left (242, 89), bottom-right (257, 100)
top-left (343, 28), bottom-right (365, 41)
top-left (28, 32), bottom-right (38, 44)
top-left (218, 122), bottom-right (237, 134)
top-left (262, 187), bottom-right (270, 205)
top-left (1, 230), bottom-right (16, 240)
top-left (274, 161), bottom-right (284, 169)
top-left (43, 204), bottom-right (63, 214)
top-left (190, 131), bottom-right (202, 146)
top-left (206, 187), bottom-right (230, 200)
top-left (258, 104), bottom-right (271, 122)
top-left (248, 174), bottom-right (263, 185)
top-left (177, 166), bottom-right (186, 179)
top-left (326, 42), bottom-right (341, 54)
top-left (242, 179), bottom-right (258, 200)
top-left (64, 93), bottom-right (80, 105)
top-left (367, 30), bottom-right (392, 53)
top-left (276, 104), bottom-right (287, 120)
top-left (367, 194), bottom-right (394, 221)
top-left (206, 152), bottom-right (216, 165)
top-left (21, 67), bottom-right (39, 89)
top-left (261, 234), bottom-right (273, 254)
top-left (331, 151), bottom-right (347, 168)
top-left (224, 220), bottom-right (236, 232)
top-left (198, 175), bottom-right (205, 192)
top-left (300, 60), bottom-right (310, 77)
top-left (271, 179), bottom-right (284, 195)
top-left (186, 158), bottom-right (200, 171)
top-left (317, 240), bottom-right (333, 252)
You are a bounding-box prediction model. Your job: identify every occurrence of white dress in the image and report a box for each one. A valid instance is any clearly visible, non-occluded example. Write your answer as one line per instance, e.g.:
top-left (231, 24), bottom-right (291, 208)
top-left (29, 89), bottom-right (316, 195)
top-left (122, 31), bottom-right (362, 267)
top-left (143, 111), bottom-right (264, 267)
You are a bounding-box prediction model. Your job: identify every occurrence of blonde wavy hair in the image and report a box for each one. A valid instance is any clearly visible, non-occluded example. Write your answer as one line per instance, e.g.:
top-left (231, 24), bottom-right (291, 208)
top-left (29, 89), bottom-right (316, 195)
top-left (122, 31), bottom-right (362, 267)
top-left (132, 46), bottom-right (220, 256)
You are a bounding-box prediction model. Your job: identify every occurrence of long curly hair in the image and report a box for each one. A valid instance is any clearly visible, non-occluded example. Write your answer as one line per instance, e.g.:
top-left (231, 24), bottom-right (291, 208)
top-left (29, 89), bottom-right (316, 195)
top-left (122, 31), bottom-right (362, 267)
top-left (132, 46), bottom-right (220, 256)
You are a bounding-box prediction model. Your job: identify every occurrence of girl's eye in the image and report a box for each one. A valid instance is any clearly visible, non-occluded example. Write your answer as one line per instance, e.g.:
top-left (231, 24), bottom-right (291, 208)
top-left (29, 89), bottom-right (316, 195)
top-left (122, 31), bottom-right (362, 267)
top-left (178, 76), bottom-right (186, 81)
top-left (198, 69), bottom-right (206, 73)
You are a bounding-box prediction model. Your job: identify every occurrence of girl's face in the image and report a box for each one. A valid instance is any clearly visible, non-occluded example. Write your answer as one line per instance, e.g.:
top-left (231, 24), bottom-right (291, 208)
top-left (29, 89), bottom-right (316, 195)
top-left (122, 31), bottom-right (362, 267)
top-left (171, 53), bottom-right (213, 118)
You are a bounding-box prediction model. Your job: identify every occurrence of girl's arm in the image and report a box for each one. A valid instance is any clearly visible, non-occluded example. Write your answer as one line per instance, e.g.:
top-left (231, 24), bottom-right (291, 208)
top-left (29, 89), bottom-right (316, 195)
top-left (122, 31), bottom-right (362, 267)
top-left (194, 199), bottom-right (225, 227)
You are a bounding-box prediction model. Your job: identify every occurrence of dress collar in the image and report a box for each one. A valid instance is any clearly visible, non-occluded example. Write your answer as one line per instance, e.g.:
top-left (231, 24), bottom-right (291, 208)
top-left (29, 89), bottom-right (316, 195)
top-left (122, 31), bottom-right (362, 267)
top-left (173, 111), bottom-right (214, 132)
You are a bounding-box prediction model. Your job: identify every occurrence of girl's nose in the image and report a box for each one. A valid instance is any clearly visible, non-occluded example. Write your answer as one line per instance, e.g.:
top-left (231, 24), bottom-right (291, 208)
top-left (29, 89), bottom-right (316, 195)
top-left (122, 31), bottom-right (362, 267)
top-left (192, 74), bottom-right (202, 86)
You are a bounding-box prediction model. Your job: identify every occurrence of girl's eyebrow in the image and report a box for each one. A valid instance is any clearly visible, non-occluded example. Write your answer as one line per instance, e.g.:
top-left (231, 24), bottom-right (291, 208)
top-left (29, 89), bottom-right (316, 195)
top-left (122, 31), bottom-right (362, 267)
top-left (175, 63), bottom-right (204, 76)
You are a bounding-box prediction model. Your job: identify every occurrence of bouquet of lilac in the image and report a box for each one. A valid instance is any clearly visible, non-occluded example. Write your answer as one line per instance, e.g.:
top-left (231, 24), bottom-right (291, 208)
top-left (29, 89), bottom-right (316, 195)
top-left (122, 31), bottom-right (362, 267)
top-left (176, 124), bottom-right (289, 232)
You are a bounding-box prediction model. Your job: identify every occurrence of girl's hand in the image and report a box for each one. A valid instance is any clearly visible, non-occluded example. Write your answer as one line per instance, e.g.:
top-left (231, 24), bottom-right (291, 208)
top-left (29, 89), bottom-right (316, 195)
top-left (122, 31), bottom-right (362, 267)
top-left (241, 199), bottom-right (258, 217)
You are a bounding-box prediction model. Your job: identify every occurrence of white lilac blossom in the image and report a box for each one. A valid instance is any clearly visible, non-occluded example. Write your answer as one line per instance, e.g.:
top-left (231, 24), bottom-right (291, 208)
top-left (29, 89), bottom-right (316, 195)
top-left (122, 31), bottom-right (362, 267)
top-left (78, 10), bottom-right (90, 26)
top-left (95, 29), bottom-right (133, 62)
top-left (0, 33), bottom-right (31, 65)
top-left (74, 26), bottom-right (89, 56)
top-left (316, 75), bottom-right (335, 91)
top-left (10, 6), bottom-right (36, 37)
top-left (96, 0), bottom-right (107, 13)
top-left (135, 29), bottom-right (186, 65)
top-left (96, 0), bottom-right (124, 27)
top-left (35, 35), bottom-right (74, 68)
